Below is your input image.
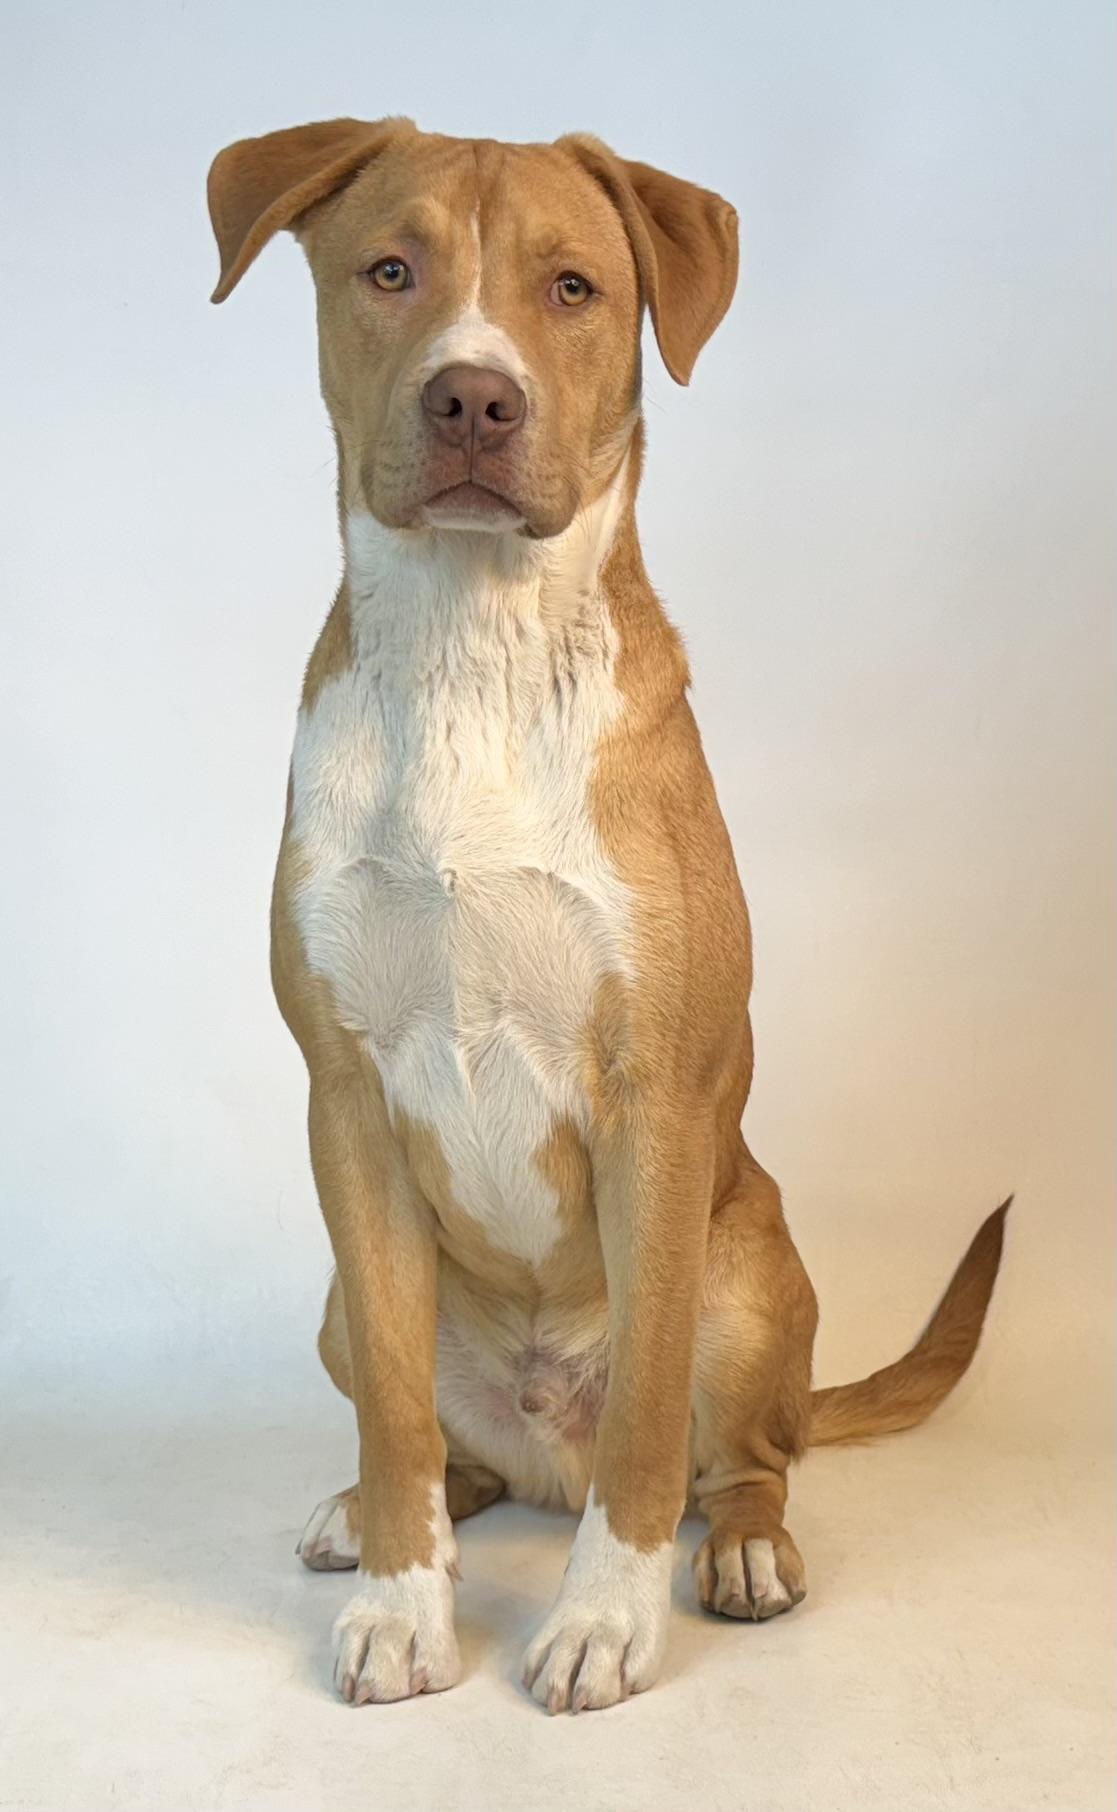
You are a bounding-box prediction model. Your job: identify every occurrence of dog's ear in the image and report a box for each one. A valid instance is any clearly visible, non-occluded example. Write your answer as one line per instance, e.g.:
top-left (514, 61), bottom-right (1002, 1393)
top-left (559, 136), bottom-right (738, 385)
top-left (207, 117), bottom-right (411, 302)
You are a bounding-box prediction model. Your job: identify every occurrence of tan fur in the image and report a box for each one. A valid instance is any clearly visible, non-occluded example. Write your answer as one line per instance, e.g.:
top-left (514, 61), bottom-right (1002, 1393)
top-left (809, 1199), bottom-right (1012, 1445)
top-left (559, 137), bottom-right (740, 384)
top-left (300, 586), bottom-right (354, 712)
top-left (272, 823), bottom-right (446, 1576)
top-left (208, 118), bottom-right (414, 302)
top-left (208, 118), bottom-right (1008, 1702)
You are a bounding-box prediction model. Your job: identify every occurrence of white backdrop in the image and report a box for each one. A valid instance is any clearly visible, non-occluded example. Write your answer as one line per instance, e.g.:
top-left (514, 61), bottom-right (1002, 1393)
top-left (1, 3), bottom-right (1113, 1807)
top-left (3, 0), bottom-right (1111, 1410)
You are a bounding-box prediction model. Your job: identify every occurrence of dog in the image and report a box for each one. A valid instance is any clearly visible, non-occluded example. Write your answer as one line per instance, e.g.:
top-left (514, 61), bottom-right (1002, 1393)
top-left (206, 118), bottom-right (1008, 1713)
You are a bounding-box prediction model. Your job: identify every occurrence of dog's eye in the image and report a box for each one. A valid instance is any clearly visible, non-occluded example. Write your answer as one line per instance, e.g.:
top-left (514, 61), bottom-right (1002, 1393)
top-left (551, 272), bottom-right (593, 307)
top-left (368, 258), bottom-right (412, 292)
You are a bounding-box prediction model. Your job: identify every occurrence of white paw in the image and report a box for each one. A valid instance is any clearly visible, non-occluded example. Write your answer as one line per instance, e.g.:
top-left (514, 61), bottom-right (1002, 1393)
top-left (522, 1490), bottom-right (672, 1713)
top-left (298, 1488), bottom-right (360, 1571)
top-left (333, 1563), bottom-right (461, 1703)
top-left (331, 1484), bottom-right (461, 1703)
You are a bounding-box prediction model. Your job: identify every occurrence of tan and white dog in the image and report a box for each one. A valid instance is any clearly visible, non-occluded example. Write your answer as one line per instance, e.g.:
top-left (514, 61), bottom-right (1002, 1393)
top-left (207, 118), bottom-right (1008, 1714)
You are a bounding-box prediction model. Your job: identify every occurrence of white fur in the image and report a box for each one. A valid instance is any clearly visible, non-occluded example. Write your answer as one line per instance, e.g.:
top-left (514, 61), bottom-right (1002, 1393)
top-left (522, 1488), bottom-right (673, 1713)
top-left (413, 303), bottom-right (530, 391)
top-left (464, 208), bottom-right (482, 312)
top-left (411, 227), bottom-right (525, 400)
top-left (290, 466), bottom-right (631, 1269)
top-left (422, 493), bottom-right (524, 533)
top-left (436, 1310), bottom-right (608, 1512)
top-left (332, 1483), bottom-right (460, 1703)
top-left (298, 1491), bottom-right (359, 1570)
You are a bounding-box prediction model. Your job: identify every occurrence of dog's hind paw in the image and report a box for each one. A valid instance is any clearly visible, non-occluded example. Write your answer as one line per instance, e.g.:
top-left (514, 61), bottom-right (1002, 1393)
top-left (692, 1529), bottom-right (806, 1620)
top-left (298, 1486), bottom-right (360, 1571)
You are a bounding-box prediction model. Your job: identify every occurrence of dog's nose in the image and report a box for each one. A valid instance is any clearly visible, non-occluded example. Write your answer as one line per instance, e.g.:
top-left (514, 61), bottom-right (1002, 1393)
top-left (421, 364), bottom-right (526, 450)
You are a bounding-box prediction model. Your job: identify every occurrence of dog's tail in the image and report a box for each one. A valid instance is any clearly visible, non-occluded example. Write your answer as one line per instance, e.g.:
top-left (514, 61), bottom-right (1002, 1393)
top-left (808, 1198), bottom-right (1011, 1448)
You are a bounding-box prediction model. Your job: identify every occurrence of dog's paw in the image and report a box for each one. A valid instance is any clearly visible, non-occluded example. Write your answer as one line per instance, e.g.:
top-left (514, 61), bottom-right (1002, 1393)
top-left (333, 1564), bottom-right (460, 1703)
top-left (298, 1486), bottom-right (360, 1571)
top-left (522, 1602), bottom-right (664, 1713)
top-left (521, 1492), bottom-right (672, 1713)
top-left (692, 1529), bottom-right (806, 1621)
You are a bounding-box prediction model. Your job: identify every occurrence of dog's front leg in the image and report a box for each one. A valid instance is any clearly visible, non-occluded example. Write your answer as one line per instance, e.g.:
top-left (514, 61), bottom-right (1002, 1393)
top-left (523, 1103), bottom-right (713, 1712)
top-left (307, 1066), bottom-right (459, 1704)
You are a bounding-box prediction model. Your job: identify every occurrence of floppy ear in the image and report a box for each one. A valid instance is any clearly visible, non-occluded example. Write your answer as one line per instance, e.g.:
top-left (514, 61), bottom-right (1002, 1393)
top-left (559, 135), bottom-right (739, 385)
top-left (206, 117), bottom-right (411, 303)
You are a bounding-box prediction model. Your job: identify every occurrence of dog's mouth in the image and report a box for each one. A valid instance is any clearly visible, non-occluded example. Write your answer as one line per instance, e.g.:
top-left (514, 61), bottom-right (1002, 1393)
top-left (421, 480), bottom-right (525, 532)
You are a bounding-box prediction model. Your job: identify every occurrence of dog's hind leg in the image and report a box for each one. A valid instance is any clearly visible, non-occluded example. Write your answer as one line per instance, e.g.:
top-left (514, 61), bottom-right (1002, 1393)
top-left (444, 1457), bottom-right (506, 1520)
top-left (690, 1152), bottom-right (818, 1619)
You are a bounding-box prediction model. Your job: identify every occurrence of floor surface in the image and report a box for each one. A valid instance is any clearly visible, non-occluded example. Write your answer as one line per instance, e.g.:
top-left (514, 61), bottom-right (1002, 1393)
top-left (3, 1360), bottom-right (1112, 1812)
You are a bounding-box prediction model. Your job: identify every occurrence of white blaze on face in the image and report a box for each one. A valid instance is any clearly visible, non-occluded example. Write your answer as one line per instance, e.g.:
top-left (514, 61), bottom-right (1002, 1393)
top-left (466, 205), bottom-right (482, 310)
top-left (402, 205), bottom-right (534, 533)
top-left (414, 204), bottom-right (530, 392)
top-left (413, 307), bottom-right (531, 393)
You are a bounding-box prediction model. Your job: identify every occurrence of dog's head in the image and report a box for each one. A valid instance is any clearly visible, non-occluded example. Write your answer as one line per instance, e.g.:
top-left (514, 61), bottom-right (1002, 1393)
top-left (208, 120), bottom-right (738, 539)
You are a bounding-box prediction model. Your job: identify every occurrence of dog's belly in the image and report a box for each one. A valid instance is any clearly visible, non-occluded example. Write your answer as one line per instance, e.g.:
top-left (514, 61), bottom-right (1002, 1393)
top-left (437, 1294), bottom-right (611, 1510)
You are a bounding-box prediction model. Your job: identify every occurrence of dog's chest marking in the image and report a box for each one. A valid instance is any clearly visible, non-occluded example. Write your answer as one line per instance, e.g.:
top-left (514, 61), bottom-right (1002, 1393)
top-left (290, 516), bottom-right (631, 1265)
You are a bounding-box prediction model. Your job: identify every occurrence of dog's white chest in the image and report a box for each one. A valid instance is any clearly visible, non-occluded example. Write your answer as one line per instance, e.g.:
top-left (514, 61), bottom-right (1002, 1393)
top-left (289, 539), bottom-right (630, 1265)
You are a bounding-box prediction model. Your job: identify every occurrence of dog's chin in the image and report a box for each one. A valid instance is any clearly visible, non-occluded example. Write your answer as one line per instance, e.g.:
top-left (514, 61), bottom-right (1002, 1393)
top-left (367, 479), bottom-right (579, 543)
top-left (420, 481), bottom-right (527, 536)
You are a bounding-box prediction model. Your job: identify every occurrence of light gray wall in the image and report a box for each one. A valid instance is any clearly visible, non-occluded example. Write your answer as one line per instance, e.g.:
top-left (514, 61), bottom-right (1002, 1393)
top-left (2, 0), bottom-right (1112, 1427)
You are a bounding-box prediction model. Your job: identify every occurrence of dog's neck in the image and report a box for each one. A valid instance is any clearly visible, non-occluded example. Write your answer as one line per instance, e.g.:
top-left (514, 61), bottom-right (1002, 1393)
top-left (342, 447), bottom-right (637, 657)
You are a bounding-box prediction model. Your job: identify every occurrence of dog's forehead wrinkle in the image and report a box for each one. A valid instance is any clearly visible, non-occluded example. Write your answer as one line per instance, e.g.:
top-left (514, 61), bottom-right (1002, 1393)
top-left (382, 197), bottom-right (452, 245)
